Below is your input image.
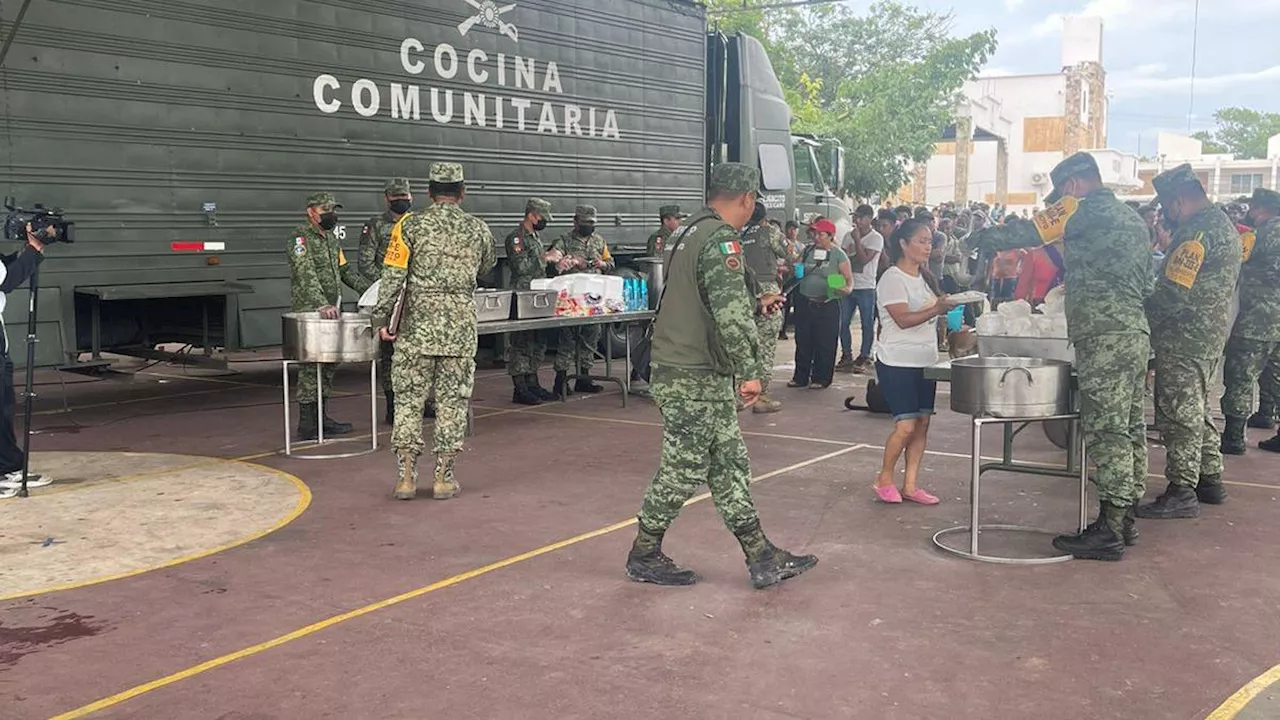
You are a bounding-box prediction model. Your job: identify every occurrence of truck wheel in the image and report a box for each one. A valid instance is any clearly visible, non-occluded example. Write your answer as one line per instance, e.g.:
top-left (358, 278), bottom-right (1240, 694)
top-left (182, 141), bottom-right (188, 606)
top-left (601, 322), bottom-right (644, 359)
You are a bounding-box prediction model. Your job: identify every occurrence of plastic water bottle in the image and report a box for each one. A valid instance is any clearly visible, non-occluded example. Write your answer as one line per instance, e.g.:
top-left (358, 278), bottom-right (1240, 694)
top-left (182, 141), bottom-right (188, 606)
top-left (624, 278), bottom-right (636, 311)
top-left (639, 280), bottom-right (649, 310)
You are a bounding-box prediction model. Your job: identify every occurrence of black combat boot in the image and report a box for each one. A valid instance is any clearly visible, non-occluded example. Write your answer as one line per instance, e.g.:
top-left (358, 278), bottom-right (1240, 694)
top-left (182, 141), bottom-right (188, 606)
top-left (553, 370), bottom-right (573, 398)
top-left (1261, 433), bottom-right (1280, 453)
top-left (511, 375), bottom-right (542, 406)
top-left (1220, 416), bottom-right (1248, 456)
top-left (1124, 504), bottom-right (1139, 546)
top-left (1052, 502), bottom-right (1127, 561)
top-left (1248, 410), bottom-right (1276, 430)
top-left (624, 524), bottom-right (700, 586)
top-left (322, 411), bottom-right (353, 435)
top-left (734, 521), bottom-right (818, 589)
top-left (424, 399), bottom-right (437, 419)
top-left (575, 374), bottom-right (603, 393)
top-left (296, 403), bottom-right (320, 441)
top-left (1196, 473), bottom-right (1228, 505)
top-left (384, 391), bottom-right (395, 426)
top-left (527, 374), bottom-right (556, 401)
top-left (1135, 482), bottom-right (1201, 519)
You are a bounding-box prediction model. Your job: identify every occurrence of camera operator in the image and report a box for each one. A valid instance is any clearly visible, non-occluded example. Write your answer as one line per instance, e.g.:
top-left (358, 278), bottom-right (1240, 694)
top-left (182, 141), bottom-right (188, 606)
top-left (0, 223), bottom-right (49, 486)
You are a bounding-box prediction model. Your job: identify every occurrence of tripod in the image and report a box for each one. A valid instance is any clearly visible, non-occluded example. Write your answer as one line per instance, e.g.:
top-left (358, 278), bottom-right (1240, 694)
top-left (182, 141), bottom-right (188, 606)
top-left (14, 266), bottom-right (38, 498)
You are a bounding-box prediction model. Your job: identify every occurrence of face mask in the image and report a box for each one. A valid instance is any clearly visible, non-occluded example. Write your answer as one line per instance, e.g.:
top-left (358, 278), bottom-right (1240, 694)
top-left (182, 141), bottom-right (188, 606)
top-left (388, 199), bottom-right (412, 214)
top-left (533, 218), bottom-right (548, 232)
top-left (318, 212), bottom-right (339, 230)
top-left (576, 225), bottom-right (594, 237)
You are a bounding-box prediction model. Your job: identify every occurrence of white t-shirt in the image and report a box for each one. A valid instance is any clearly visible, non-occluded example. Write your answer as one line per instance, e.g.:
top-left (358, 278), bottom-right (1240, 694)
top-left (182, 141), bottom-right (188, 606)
top-left (874, 266), bottom-right (939, 368)
top-left (851, 230), bottom-right (884, 290)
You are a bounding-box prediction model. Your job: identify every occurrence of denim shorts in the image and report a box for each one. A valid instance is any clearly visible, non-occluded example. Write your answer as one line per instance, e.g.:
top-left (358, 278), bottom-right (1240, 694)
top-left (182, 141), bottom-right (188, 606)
top-left (874, 361), bottom-right (938, 422)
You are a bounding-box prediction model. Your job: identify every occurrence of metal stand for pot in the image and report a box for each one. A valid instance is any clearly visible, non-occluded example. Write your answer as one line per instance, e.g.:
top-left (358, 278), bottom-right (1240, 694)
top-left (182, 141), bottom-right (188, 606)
top-left (932, 412), bottom-right (1089, 565)
top-left (281, 359), bottom-right (379, 459)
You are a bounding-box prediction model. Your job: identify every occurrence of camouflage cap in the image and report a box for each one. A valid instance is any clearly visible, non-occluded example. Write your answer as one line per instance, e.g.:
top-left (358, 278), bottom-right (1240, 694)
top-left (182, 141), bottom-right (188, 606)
top-left (574, 204), bottom-right (597, 223)
top-left (384, 177), bottom-right (412, 195)
top-left (658, 204), bottom-right (688, 219)
top-left (1045, 152), bottom-right (1100, 204)
top-left (1151, 163), bottom-right (1203, 200)
top-left (306, 192), bottom-right (342, 209)
top-left (708, 162), bottom-right (760, 194)
top-left (1249, 187), bottom-right (1280, 212)
top-left (428, 162), bottom-right (465, 183)
top-left (525, 197), bottom-right (554, 222)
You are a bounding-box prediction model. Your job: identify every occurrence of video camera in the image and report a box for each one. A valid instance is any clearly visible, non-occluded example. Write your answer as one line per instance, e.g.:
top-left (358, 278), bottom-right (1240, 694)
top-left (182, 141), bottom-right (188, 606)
top-left (3, 197), bottom-right (76, 244)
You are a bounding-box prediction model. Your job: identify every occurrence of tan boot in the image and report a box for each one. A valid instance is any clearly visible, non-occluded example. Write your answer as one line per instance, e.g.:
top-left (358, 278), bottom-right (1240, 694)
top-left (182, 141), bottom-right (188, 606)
top-left (752, 394), bottom-right (782, 414)
top-left (432, 453), bottom-right (460, 500)
top-left (393, 450), bottom-right (418, 500)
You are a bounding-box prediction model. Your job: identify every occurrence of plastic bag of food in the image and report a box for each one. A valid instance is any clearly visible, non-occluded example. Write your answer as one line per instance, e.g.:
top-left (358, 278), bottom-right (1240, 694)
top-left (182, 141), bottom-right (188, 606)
top-left (1005, 316), bottom-right (1036, 337)
top-left (975, 314), bottom-right (1007, 336)
top-left (997, 299), bottom-right (1033, 320)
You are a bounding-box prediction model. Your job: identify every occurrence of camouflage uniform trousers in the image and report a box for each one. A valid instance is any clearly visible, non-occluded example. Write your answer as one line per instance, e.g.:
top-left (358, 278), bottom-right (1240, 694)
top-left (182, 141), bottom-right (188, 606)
top-left (1221, 335), bottom-right (1280, 418)
top-left (636, 367), bottom-right (760, 533)
top-left (553, 325), bottom-right (602, 372)
top-left (390, 351), bottom-right (475, 457)
top-left (379, 340), bottom-right (395, 394)
top-left (1074, 333), bottom-right (1150, 506)
top-left (1153, 353), bottom-right (1223, 487)
top-left (506, 330), bottom-right (546, 377)
top-left (1262, 358), bottom-right (1279, 417)
top-left (296, 363), bottom-right (338, 405)
top-left (753, 281), bottom-right (783, 393)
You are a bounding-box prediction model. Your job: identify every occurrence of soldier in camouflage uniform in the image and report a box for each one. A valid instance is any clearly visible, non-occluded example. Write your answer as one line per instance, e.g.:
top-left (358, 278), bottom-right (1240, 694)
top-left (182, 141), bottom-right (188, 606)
top-left (1221, 187), bottom-right (1280, 454)
top-left (741, 199), bottom-right (798, 414)
top-left (357, 178), bottom-right (416, 424)
top-left (625, 163), bottom-right (818, 590)
top-left (504, 197), bottom-right (558, 406)
top-left (1137, 165), bottom-right (1241, 519)
top-left (288, 192), bottom-right (372, 440)
top-left (549, 205), bottom-right (615, 396)
top-left (972, 153), bottom-right (1152, 561)
top-left (372, 163), bottom-right (496, 501)
top-left (646, 205), bottom-right (687, 258)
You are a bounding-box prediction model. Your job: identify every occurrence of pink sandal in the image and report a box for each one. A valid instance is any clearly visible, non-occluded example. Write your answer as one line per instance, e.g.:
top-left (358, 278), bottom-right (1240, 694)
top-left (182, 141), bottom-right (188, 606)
top-left (874, 484), bottom-right (903, 503)
top-left (903, 488), bottom-right (940, 505)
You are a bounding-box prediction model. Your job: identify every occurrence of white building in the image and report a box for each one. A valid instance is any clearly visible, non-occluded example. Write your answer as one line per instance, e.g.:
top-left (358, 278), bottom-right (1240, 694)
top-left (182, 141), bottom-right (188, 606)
top-left (1122, 132), bottom-right (1280, 203)
top-left (904, 16), bottom-right (1140, 212)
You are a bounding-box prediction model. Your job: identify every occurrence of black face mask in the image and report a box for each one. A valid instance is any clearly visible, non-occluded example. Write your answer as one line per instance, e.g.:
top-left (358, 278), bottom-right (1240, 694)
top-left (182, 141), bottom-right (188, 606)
top-left (576, 225), bottom-right (595, 237)
top-left (388, 199), bottom-right (412, 215)
top-left (318, 212), bottom-right (339, 231)
top-left (533, 218), bottom-right (548, 232)
top-left (1242, 213), bottom-right (1257, 229)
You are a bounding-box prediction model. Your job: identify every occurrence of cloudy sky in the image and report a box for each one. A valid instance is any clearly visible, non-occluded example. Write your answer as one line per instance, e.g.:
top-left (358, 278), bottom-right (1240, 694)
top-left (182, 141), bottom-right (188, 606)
top-left (886, 0), bottom-right (1280, 156)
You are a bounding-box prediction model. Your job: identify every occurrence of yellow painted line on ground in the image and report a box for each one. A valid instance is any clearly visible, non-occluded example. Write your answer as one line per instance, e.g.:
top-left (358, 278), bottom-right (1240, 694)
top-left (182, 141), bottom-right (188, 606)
top-left (0, 462), bottom-right (311, 604)
top-left (1206, 663), bottom-right (1280, 719)
top-left (49, 444), bottom-right (863, 720)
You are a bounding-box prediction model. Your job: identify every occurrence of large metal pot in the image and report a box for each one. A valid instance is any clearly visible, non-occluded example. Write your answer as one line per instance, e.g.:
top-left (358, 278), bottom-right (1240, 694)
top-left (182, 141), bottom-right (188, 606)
top-left (950, 356), bottom-right (1072, 418)
top-left (282, 312), bottom-right (379, 363)
top-left (636, 256), bottom-right (663, 310)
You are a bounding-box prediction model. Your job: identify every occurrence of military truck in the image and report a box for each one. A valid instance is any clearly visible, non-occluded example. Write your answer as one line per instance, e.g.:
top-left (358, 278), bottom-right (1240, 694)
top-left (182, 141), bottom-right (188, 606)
top-left (1, 0), bottom-right (845, 369)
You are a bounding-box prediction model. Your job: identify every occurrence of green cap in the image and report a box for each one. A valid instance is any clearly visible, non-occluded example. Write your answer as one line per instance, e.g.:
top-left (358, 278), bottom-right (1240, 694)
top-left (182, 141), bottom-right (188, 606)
top-left (574, 204), bottom-right (597, 223)
top-left (658, 204), bottom-right (687, 219)
top-left (428, 162), bottom-right (465, 183)
top-left (1249, 187), bottom-right (1280, 213)
top-left (1044, 152), bottom-right (1100, 204)
top-left (384, 178), bottom-right (412, 195)
top-left (1151, 163), bottom-right (1203, 200)
top-left (306, 192), bottom-right (342, 209)
top-left (525, 197), bottom-right (554, 222)
top-left (708, 162), bottom-right (760, 193)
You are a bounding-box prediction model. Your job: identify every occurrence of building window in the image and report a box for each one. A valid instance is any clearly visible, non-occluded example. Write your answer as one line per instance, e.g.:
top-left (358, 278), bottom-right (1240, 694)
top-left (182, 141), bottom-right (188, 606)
top-left (1230, 173), bottom-right (1264, 195)
top-left (758, 143), bottom-right (792, 191)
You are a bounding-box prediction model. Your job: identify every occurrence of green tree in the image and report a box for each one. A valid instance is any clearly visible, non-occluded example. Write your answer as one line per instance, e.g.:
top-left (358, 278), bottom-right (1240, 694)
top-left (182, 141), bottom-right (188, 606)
top-left (705, 1), bottom-right (996, 195)
top-left (1190, 130), bottom-right (1228, 154)
top-left (1198, 108), bottom-right (1280, 159)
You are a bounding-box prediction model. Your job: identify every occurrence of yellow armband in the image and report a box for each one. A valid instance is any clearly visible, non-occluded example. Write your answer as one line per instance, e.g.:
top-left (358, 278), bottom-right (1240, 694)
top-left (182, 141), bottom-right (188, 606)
top-left (1241, 231), bottom-right (1256, 264)
top-left (1031, 196), bottom-right (1079, 244)
top-left (384, 214), bottom-right (412, 270)
top-left (1165, 233), bottom-right (1205, 290)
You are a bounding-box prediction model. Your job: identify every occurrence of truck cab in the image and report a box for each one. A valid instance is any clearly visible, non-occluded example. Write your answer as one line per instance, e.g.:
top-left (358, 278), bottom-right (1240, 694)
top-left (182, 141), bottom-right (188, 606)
top-left (793, 134), bottom-right (852, 242)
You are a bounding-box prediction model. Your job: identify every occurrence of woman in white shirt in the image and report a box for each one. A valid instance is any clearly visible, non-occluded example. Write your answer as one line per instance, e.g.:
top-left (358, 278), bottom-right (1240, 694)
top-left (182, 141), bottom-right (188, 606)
top-left (871, 219), bottom-right (957, 505)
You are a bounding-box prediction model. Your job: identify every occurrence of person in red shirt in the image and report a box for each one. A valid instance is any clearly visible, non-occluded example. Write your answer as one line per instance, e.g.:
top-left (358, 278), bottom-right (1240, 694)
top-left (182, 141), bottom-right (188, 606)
top-left (1014, 245), bottom-right (1064, 306)
top-left (987, 249), bottom-right (1023, 306)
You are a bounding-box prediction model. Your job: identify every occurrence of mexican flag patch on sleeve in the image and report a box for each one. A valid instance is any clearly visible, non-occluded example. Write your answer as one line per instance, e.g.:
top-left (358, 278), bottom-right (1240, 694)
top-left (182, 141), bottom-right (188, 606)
top-left (718, 240), bottom-right (742, 255)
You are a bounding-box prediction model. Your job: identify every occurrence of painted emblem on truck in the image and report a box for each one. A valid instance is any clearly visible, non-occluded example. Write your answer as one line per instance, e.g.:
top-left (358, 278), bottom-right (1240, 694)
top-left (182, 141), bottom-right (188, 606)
top-left (458, 0), bottom-right (518, 42)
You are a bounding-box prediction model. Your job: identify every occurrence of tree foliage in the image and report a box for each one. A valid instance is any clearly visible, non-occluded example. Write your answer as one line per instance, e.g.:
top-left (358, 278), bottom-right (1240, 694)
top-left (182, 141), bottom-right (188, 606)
top-left (1190, 130), bottom-right (1228, 155)
top-left (704, 0), bottom-right (997, 195)
top-left (1193, 108), bottom-right (1280, 159)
